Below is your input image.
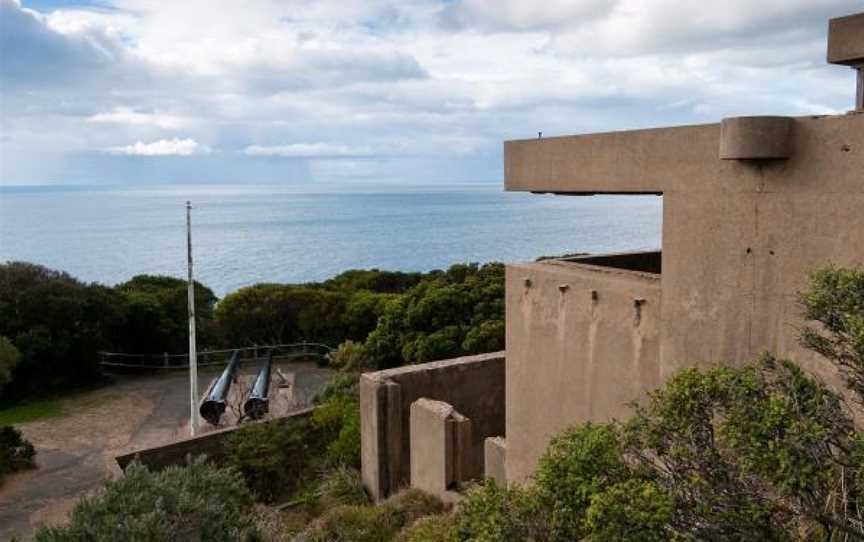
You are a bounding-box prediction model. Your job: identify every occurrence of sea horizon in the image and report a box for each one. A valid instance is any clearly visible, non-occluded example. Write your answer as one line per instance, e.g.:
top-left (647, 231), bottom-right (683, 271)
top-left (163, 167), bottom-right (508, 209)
top-left (0, 182), bottom-right (662, 297)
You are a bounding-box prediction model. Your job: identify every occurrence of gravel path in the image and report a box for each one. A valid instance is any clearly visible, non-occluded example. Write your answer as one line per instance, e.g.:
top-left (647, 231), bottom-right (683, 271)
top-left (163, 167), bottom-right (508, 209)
top-left (0, 363), bottom-right (333, 540)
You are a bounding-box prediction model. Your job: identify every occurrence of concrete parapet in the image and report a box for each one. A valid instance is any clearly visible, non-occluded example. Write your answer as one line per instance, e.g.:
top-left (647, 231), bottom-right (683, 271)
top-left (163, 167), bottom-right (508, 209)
top-left (484, 437), bottom-right (507, 485)
top-left (114, 407), bottom-right (315, 471)
top-left (828, 12), bottom-right (864, 66)
top-left (719, 116), bottom-right (793, 160)
top-left (409, 399), bottom-right (473, 500)
top-left (360, 351), bottom-right (505, 501)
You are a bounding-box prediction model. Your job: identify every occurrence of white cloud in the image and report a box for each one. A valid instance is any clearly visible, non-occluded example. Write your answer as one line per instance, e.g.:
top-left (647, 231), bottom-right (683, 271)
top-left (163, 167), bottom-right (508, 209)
top-left (243, 143), bottom-right (375, 158)
top-left (1, 0), bottom-right (862, 184)
top-left (106, 138), bottom-right (211, 156)
top-left (87, 107), bottom-right (191, 129)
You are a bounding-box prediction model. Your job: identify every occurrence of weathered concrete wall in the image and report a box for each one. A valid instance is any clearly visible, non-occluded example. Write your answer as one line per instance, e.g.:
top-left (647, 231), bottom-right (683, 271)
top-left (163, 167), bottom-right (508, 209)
top-left (409, 398), bottom-right (472, 501)
top-left (360, 352), bottom-right (505, 500)
top-left (505, 260), bottom-right (661, 482)
top-left (115, 408), bottom-right (314, 471)
top-left (503, 112), bottom-right (864, 482)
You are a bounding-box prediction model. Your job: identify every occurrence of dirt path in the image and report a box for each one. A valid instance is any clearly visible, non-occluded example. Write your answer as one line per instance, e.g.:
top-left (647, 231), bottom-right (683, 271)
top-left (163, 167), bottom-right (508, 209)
top-left (0, 363), bottom-right (333, 540)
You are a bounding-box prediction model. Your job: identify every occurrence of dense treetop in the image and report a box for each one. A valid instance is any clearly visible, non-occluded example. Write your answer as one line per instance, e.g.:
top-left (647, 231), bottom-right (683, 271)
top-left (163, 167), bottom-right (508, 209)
top-left (0, 261), bottom-right (505, 401)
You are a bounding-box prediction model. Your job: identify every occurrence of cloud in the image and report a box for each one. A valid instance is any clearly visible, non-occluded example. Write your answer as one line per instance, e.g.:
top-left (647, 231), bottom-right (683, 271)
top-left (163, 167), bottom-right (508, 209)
top-left (243, 143), bottom-right (375, 158)
top-left (1, 0), bottom-right (862, 184)
top-left (87, 107), bottom-right (192, 129)
top-left (438, 0), bottom-right (616, 31)
top-left (0, 0), bottom-right (129, 87)
top-left (106, 138), bottom-right (211, 156)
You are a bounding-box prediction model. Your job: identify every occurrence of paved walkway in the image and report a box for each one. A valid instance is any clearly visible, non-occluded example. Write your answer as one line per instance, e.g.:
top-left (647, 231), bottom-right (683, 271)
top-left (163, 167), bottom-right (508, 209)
top-left (0, 363), bottom-right (333, 540)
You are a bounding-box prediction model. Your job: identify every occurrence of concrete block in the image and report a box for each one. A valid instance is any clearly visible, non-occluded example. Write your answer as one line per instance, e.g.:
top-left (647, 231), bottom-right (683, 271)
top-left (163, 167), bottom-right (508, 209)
top-left (828, 12), bottom-right (864, 66)
top-left (484, 437), bottom-right (507, 485)
top-left (410, 398), bottom-right (474, 500)
top-left (410, 399), bottom-right (455, 495)
top-left (719, 116), bottom-right (793, 160)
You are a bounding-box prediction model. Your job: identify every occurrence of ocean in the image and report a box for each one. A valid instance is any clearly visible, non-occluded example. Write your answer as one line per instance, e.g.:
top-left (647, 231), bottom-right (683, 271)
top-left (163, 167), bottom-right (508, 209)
top-left (0, 183), bottom-right (662, 297)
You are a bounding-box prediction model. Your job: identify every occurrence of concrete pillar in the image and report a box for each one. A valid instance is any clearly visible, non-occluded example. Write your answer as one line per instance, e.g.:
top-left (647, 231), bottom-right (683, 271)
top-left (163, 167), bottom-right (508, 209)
top-left (360, 376), bottom-right (406, 501)
top-left (409, 398), bottom-right (473, 500)
top-left (484, 437), bottom-right (507, 485)
top-left (360, 376), bottom-right (389, 501)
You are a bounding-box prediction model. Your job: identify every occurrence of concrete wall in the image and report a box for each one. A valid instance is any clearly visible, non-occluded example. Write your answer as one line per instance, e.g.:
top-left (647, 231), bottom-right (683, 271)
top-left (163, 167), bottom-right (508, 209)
top-left (115, 408), bottom-right (314, 471)
top-left (505, 260), bottom-right (661, 482)
top-left (502, 112), bottom-right (864, 482)
top-left (360, 352), bottom-right (505, 500)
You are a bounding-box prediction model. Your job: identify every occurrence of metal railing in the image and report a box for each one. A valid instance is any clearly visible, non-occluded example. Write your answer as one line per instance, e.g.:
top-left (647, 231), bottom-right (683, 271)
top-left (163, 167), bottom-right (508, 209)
top-left (98, 342), bottom-right (334, 370)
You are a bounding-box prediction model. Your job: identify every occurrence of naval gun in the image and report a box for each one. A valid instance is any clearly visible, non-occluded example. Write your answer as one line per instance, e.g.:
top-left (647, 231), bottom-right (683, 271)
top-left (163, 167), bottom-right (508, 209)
top-left (243, 349), bottom-right (273, 420)
top-left (199, 350), bottom-right (240, 425)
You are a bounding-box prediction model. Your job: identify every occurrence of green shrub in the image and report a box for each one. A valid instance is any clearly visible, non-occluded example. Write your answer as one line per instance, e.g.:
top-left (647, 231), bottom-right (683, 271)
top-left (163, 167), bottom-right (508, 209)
top-left (299, 489), bottom-right (444, 542)
top-left (363, 263), bottom-right (504, 369)
top-left (0, 336), bottom-right (20, 388)
top-left (534, 423), bottom-right (629, 540)
top-left (312, 382), bottom-right (361, 469)
top-left (0, 425), bottom-right (35, 483)
top-left (453, 480), bottom-right (546, 542)
top-left (585, 480), bottom-right (674, 542)
top-left (301, 505), bottom-right (401, 542)
top-left (114, 274), bottom-right (217, 354)
top-left (225, 416), bottom-right (327, 503)
top-left (0, 262), bottom-right (119, 398)
top-left (622, 357), bottom-right (858, 540)
top-left (313, 372), bottom-right (358, 405)
top-left (800, 265), bottom-right (864, 400)
top-left (328, 341), bottom-right (371, 372)
top-left (33, 458), bottom-right (257, 542)
top-left (315, 466), bottom-right (369, 508)
top-left (395, 514), bottom-right (457, 542)
top-left (381, 489), bottom-right (446, 527)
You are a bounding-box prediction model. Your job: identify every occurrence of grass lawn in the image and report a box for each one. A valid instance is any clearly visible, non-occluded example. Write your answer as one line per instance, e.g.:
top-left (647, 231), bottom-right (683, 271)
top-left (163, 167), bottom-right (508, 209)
top-left (0, 389), bottom-right (121, 426)
top-left (0, 398), bottom-right (65, 425)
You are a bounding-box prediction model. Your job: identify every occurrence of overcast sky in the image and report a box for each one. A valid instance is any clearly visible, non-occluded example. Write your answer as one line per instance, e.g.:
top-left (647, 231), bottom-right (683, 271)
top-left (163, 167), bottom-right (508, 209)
top-left (0, 0), bottom-right (861, 185)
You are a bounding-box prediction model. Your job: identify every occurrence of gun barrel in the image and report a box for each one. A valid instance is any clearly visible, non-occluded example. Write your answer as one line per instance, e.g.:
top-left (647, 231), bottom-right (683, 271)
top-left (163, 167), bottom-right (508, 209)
top-left (199, 350), bottom-right (240, 425)
top-left (243, 349), bottom-right (273, 420)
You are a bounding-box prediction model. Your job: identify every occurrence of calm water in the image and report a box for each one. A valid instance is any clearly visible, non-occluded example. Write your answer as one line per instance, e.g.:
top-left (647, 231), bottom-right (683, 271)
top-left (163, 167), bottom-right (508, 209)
top-left (0, 183), bottom-right (662, 297)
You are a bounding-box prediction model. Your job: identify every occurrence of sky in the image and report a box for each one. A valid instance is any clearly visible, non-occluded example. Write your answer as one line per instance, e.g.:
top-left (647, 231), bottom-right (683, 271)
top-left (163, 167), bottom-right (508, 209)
top-left (0, 0), bottom-right (861, 185)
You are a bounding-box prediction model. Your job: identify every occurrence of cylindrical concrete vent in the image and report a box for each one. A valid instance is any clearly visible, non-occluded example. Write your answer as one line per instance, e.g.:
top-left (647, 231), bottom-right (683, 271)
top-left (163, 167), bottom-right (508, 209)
top-left (719, 116), bottom-right (793, 160)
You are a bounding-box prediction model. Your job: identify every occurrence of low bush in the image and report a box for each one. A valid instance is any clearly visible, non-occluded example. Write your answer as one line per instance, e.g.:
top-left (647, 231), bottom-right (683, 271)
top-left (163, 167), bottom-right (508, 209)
top-left (584, 479), bottom-right (674, 542)
top-left (315, 466), bottom-right (369, 508)
top-left (297, 489), bottom-right (445, 542)
top-left (0, 336), bottom-right (20, 388)
top-left (0, 425), bottom-right (35, 484)
top-left (225, 416), bottom-right (328, 503)
top-left (453, 480), bottom-right (546, 542)
top-left (300, 505), bottom-right (400, 542)
top-left (327, 340), bottom-right (371, 372)
top-left (534, 423), bottom-right (630, 540)
top-left (32, 458), bottom-right (257, 542)
top-left (394, 514), bottom-right (457, 542)
top-left (312, 376), bottom-right (361, 469)
top-left (382, 489), bottom-right (447, 527)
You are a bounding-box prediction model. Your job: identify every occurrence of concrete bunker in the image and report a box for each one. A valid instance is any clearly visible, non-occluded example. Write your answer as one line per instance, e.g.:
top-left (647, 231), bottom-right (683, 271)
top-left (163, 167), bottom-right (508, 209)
top-left (360, 9), bottom-right (864, 498)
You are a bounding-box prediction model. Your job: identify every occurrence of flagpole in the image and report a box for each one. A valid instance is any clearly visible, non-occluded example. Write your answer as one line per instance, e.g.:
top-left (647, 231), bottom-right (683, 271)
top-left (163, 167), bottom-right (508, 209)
top-left (186, 201), bottom-right (199, 437)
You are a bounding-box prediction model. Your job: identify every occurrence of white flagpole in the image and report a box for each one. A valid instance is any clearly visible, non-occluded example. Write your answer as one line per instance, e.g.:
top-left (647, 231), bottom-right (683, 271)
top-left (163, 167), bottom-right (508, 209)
top-left (186, 201), bottom-right (199, 437)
